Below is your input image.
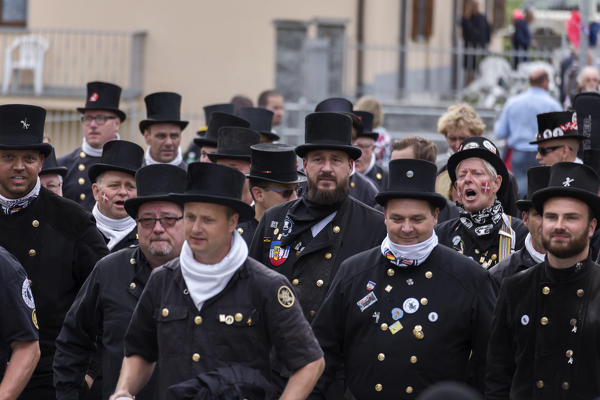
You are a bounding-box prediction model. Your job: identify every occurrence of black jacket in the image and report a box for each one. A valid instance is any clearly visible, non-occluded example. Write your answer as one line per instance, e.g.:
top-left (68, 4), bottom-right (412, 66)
top-left (237, 218), bottom-right (258, 247)
top-left (312, 245), bottom-right (496, 399)
top-left (54, 246), bottom-right (157, 400)
top-left (349, 172), bottom-right (379, 208)
top-left (57, 146), bottom-right (101, 211)
top-left (99, 227), bottom-right (138, 253)
top-left (364, 164), bottom-right (388, 191)
top-left (488, 246), bottom-right (538, 290)
top-left (486, 258), bottom-right (600, 399)
top-left (249, 196), bottom-right (387, 321)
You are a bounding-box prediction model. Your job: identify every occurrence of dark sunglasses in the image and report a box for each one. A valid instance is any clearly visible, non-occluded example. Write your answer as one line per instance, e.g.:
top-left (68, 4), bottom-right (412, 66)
top-left (537, 145), bottom-right (563, 156)
top-left (263, 187), bottom-right (296, 199)
top-left (137, 216), bottom-right (183, 229)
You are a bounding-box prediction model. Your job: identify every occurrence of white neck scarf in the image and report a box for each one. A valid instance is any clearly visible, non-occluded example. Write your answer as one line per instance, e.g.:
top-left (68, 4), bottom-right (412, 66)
top-left (81, 133), bottom-right (120, 157)
top-left (0, 177), bottom-right (41, 215)
top-left (180, 230), bottom-right (248, 311)
top-left (92, 202), bottom-right (137, 250)
top-left (525, 232), bottom-right (545, 264)
top-left (380, 232), bottom-right (438, 267)
top-left (364, 153), bottom-right (376, 175)
top-left (143, 146), bottom-right (183, 166)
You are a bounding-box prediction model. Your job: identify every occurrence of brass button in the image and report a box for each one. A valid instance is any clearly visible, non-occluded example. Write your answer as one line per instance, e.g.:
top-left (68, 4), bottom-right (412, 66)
top-left (577, 289), bottom-right (584, 297)
top-left (377, 353), bottom-right (385, 361)
top-left (406, 386), bottom-right (413, 394)
top-left (31, 220), bottom-right (39, 227)
top-left (192, 353), bottom-right (200, 362)
top-left (425, 271), bottom-right (432, 279)
top-left (273, 228), bottom-right (279, 235)
top-left (194, 316), bottom-right (203, 325)
top-left (234, 313), bottom-right (243, 322)
top-left (292, 278), bottom-right (299, 286)
top-left (78, 177), bottom-right (85, 185)
top-left (309, 310), bottom-right (316, 318)
top-left (566, 349), bottom-right (573, 358)
top-left (570, 318), bottom-right (577, 326)
top-left (316, 279), bottom-right (324, 287)
top-left (28, 249), bottom-right (36, 257)
top-left (414, 325), bottom-right (423, 331)
top-left (80, 193), bottom-right (86, 200)
top-left (380, 323), bottom-right (388, 331)
top-left (542, 286), bottom-right (550, 295)
top-left (350, 182), bottom-right (356, 188)
top-left (491, 254), bottom-right (497, 261)
top-left (130, 258), bottom-right (136, 264)
top-left (562, 381), bottom-right (569, 390)
top-left (540, 317), bottom-right (549, 326)
top-left (410, 355), bottom-right (417, 364)
top-left (295, 250), bottom-right (300, 256)
top-left (536, 380), bottom-right (544, 389)
top-left (161, 308), bottom-right (169, 317)
top-left (78, 163), bottom-right (85, 171)
top-left (387, 268), bottom-right (395, 277)
top-left (79, 151), bottom-right (86, 158)
top-left (324, 252), bottom-right (332, 260)
top-left (129, 282), bottom-right (136, 290)
top-left (375, 383), bottom-right (382, 392)
top-left (376, 172), bottom-right (382, 180)
top-left (420, 298), bottom-right (428, 306)
top-left (237, 227), bottom-right (244, 234)
top-left (475, 249), bottom-right (480, 254)
top-left (333, 225), bottom-right (340, 233)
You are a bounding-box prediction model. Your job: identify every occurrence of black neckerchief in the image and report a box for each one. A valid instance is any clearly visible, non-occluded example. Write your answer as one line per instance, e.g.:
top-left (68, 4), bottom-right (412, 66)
top-left (282, 196), bottom-right (344, 245)
top-left (458, 199), bottom-right (504, 237)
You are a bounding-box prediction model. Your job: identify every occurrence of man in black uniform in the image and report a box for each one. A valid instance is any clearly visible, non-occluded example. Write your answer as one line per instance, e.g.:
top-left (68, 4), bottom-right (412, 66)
top-left (89, 140), bottom-right (144, 252)
top-left (0, 104), bottom-right (109, 398)
top-left (435, 137), bottom-right (528, 269)
top-left (111, 162), bottom-right (324, 399)
top-left (486, 162), bottom-right (600, 399)
top-left (249, 112), bottom-right (387, 321)
top-left (54, 164), bottom-right (187, 399)
top-left (39, 148), bottom-right (67, 196)
top-left (311, 158), bottom-right (495, 399)
top-left (140, 92), bottom-right (188, 169)
top-left (0, 246), bottom-right (39, 398)
top-left (489, 166), bottom-right (550, 287)
top-left (58, 81), bottom-right (126, 211)
top-left (192, 109), bottom-right (248, 163)
top-left (237, 143), bottom-right (304, 245)
top-left (353, 110), bottom-right (388, 190)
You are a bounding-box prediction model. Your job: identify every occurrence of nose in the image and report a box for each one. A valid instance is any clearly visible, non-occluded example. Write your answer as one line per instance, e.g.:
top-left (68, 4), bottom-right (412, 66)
top-left (13, 157), bottom-right (25, 170)
top-left (153, 219), bottom-right (166, 233)
top-left (400, 221), bottom-right (413, 233)
top-left (322, 159), bottom-right (334, 172)
top-left (536, 152), bottom-right (542, 162)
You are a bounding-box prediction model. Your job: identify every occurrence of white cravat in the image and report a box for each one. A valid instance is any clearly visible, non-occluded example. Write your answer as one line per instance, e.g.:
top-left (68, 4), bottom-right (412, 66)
top-left (143, 146), bottom-right (183, 166)
top-left (524, 233), bottom-right (545, 264)
top-left (81, 133), bottom-right (120, 157)
top-left (92, 203), bottom-right (136, 250)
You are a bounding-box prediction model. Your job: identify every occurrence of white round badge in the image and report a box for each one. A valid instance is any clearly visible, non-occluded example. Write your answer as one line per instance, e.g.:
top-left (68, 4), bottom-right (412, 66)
top-left (21, 278), bottom-right (35, 309)
top-left (428, 312), bottom-right (438, 322)
top-left (403, 297), bottom-right (420, 314)
top-left (520, 314), bottom-right (529, 326)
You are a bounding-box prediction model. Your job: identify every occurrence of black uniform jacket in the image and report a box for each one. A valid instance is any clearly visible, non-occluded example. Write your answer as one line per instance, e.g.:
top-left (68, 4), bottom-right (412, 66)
top-left (0, 188), bottom-right (109, 384)
top-left (486, 258), bottom-right (600, 400)
top-left (57, 146), bottom-right (101, 211)
top-left (249, 196), bottom-right (387, 321)
top-left (435, 215), bottom-right (528, 269)
top-left (349, 172), bottom-right (379, 208)
top-left (0, 245), bottom-right (38, 379)
top-left (100, 227), bottom-right (138, 253)
top-left (311, 245), bottom-right (496, 399)
top-left (364, 164), bottom-right (388, 191)
top-left (124, 257), bottom-right (323, 398)
top-left (437, 199), bottom-right (460, 224)
top-left (54, 246), bottom-right (157, 400)
top-left (237, 218), bottom-right (258, 246)
top-left (488, 246), bottom-right (537, 290)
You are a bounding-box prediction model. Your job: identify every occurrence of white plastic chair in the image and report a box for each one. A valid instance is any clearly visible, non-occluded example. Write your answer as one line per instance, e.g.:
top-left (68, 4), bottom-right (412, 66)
top-left (2, 35), bottom-right (49, 95)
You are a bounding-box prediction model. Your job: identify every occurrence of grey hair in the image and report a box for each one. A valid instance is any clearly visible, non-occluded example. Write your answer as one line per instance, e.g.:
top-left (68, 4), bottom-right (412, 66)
top-left (577, 65), bottom-right (600, 87)
top-left (456, 158), bottom-right (498, 180)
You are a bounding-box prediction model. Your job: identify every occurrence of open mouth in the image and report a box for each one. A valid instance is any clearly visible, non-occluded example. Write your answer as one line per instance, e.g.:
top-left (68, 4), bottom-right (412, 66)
top-left (114, 200), bottom-right (125, 207)
top-left (464, 189), bottom-right (478, 200)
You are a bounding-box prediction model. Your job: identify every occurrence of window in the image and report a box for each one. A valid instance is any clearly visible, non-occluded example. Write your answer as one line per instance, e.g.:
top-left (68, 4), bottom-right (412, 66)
top-left (411, 0), bottom-right (434, 42)
top-left (0, 0), bottom-right (26, 26)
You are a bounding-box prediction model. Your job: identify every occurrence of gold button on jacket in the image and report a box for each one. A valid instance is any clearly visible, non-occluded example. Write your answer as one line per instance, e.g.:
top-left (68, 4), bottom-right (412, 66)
top-left (161, 308), bottom-right (169, 317)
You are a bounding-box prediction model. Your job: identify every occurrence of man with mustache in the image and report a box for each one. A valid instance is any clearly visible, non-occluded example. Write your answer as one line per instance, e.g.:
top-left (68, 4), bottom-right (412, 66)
top-left (435, 137), bottom-right (528, 269)
top-left (486, 162), bottom-right (600, 399)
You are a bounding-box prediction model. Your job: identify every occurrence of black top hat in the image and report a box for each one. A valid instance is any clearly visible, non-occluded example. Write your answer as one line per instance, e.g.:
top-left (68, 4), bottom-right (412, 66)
top-left (203, 103), bottom-right (235, 126)
top-left (88, 140), bottom-right (144, 183)
top-left (532, 162), bottom-right (600, 217)
top-left (171, 162), bottom-right (254, 222)
top-left (315, 97), bottom-right (363, 132)
top-left (447, 136), bottom-right (509, 196)
top-left (207, 127), bottom-right (261, 162)
top-left (194, 112), bottom-right (249, 148)
top-left (354, 111), bottom-right (379, 141)
top-left (376, 159), bottom-right (446, 209)
top-left (530, 111), bottom-right (583, 145)
top-left (77, 81), bottom-right (126, 121)
top-left (238, 107), bottom-right (280, 142)
top-left (0, 104), bottom-right (52, 156)
top-left (248, 143), bottom-right (306, 184)
top-left (139, 92), bottom-right (189, 133)
top-left (516, 166), bottom-right (550, 212)
top-left (296, 112), bottom-right (362, 160)
top-left (40, 148), bottom-right (67, 177)
top-left (124, 164), bottom-right (188, 218)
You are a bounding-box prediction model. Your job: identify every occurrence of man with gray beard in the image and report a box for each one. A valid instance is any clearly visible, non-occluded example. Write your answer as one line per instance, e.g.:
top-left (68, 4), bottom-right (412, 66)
top-left (54, 164), bottom-right (187, 400)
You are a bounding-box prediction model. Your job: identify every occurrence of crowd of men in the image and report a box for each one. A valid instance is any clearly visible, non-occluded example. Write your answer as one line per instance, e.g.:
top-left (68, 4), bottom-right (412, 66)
top-left (2, 72), bottom-right (600, 400)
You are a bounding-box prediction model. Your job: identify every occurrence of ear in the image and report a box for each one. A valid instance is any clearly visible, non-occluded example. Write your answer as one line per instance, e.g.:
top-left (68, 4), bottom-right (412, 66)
top-left (250, 186), bottom-right (263, 203)
top-left (493, 174), bottom-right (503, 193)
top-left (229, 212), bottom-right (239, 231)
top-left (302, 158), bottom-right (308, 171)
top-left (143, 129), bottom-right (151, 145)
top-left (114, 118), bottom-right (121, 130)
top-left (521, 210), bottom-right (529, 227)
top-left (91, 182), bottom-right (100, 201)
top-left (432, 208), bottom-right (439, 226)
top-left (589, 218), bottom-right (597, 239)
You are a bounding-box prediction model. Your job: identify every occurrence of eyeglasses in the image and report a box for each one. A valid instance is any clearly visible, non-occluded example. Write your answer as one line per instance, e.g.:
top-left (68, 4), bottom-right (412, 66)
top-left (537, 145), bottom-right (563, 156)
top-left (81, 115), bottom-right (118, 126)
top-left (263, 187), bottom-right (296, 199)
top-left (137, 216), bottom-right (183, 229)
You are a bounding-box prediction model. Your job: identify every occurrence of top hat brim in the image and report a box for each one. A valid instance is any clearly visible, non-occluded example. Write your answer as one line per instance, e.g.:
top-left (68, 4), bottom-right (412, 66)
top-left (515, 199), bottom-right (533, 212)
top-left (124, 194), bottom-right (182, 219)
top-left (260, 131), bottom-right (280, 141)
top-left (447, 148), bottom-right (509, 196)
top-left (88, 163), bottom-right (138, 183)
top-left (0, 142), bottom-right (52, 157)
top-left (529, 133), bottom-right (587, 145)
top-left (207, 153), bottom-right (251, 163)
top-left (40, 166), bottom-right (68, 177)
top-left (193, 137), bottom-right (217, 148)
top-left (246, 173), bottom-right (306, 185)
top-left (357, 132), bottom-right (379, 141)
top-left (375, 191), bottom-right (447, 209)
top-left (295, 143), bottom-right (362, 160)
top-left (139, 119), bottom-right (189, 134)
top-left (170, 193), bottom-right (254, 222)
top-left (77, 107), bottom-right (127, 122)
top-left (532, 186), bottom-right (600, 218)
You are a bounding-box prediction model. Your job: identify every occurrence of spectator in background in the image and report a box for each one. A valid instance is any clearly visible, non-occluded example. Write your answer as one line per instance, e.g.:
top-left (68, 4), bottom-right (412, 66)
top-left (257, 89), bottom-right (284, 129)
top-left (461, 0), bottom-right (490, 84)
top-left (230, 94), bottom-right (253, 115)
top-left (355, 95), bottom-right (391, 164)
top-left (512, 7), bottom-right (534, 68)
top-left (564, 65), bottom-right (600, 109)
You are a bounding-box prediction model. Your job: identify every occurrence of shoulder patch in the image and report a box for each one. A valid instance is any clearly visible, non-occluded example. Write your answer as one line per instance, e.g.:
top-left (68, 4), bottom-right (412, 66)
top-left (22, 279), bottom-right (35, 309)
top-left (277, 285), bottom-right (295, 308)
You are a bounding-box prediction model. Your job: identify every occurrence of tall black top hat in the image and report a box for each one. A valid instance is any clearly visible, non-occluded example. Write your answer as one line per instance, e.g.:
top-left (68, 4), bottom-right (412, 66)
top-left (77, 81), bottom-right (126, 121)
top-left (447, 136), bottom-right (509, 196)
top-left (207, 127), bottom-right (261, 162)
top-left (354, 111), bottom-right (379, 141)
top-left (171, 162), bottom-right (254, 222)
top-left (203, 103), bottom-right (235, 126)
top-left (516, 166), bottom-right (550, 212)
top-left (40, 148), bottom-right (67, 177)
top-left (194, 112), bottom-right (249, 148)
top-left (88, 140), bottom-right (144, 183)
top-left (532, 162), bottom-right (600, 217)
top-left (139, 92), bottom-right (189, 133)
top-left (248, 143), bottom-right (306, 184)
top-left (315, 97), bottom-right (363, 132)
top-left (238, 107), bottom-right (280, 141)
top-left (295, 112), bottom-right (362, 160)
top-left (530, 111), bottom-right (583, 145)
top-left (376, 159), bottom-right (446, 208)
top-left (0, 104), bottom-right (51, 156)
top-left (574, 92), bottom-right (600, 170)
top-left (124, 164), bottom-right (187, 218)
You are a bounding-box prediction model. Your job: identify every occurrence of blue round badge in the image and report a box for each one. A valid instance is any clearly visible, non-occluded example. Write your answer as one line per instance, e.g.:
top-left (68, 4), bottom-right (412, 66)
top-left (391, 307), bottom-right (403, 320)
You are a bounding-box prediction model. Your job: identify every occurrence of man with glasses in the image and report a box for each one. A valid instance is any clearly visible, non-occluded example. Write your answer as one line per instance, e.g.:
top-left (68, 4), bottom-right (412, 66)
top-left (533, 111), bottom-right (585, 167)
top-left (54, 164), bottom-right (187, 400)
top-left (58, 81), bottom-right (126, 211)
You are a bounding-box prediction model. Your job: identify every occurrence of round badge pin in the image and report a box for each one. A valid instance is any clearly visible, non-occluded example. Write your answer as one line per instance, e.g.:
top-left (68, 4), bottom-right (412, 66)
top-left (521, 314), bottom-right (529, 326)
top-left (402, 297), bottom-right (419, 314)
top-left (391, 307), bottom-right (404, 320)
top-left (428, 312), bottom-right (438, 322)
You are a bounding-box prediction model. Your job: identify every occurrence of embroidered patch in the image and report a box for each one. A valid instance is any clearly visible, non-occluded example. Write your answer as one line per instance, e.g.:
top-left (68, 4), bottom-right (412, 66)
top-left (281, 216), bottom-right (293, 237)
top-left (356, 292), bottom-right (378, 312)
top-left (277, 286), bottom-right (295, 308)
top-left (270, 221), bottom-right (279, 228)
top-left (403, 297), bottom-right (419, 314)
top-left (22, 279), bottom-right (35, 309)
top-left (269, 241), bottom-right (290, 266)
top-left (366, 281), bottom-right (376, 291)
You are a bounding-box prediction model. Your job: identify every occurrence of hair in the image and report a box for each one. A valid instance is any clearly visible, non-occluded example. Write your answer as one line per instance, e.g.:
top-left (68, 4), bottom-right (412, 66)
top-left (392, 136), bottom-right (438, 163)
top-left (437, 103), bottom-right (485, 137)
top-left (577, 65), bottom-right (600, 87)
top-left (529, 69), bottom-right (549, 87)
top-left (257, 90), bottom-right (281, 107)
top-left (230, 95), bottom-right (253, 114)
top-left (355, 96), bottom-right (384, 127)
top-left (456, 158), bottom-right (498, 180)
